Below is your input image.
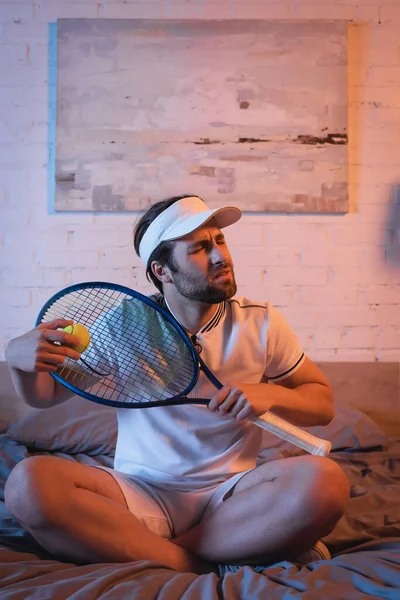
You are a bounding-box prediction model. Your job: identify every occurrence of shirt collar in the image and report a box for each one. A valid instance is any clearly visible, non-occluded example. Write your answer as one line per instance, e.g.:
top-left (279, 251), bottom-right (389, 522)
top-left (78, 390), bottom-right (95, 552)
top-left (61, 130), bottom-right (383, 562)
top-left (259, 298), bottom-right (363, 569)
top-left (157, 295), bottom-right (225, 335)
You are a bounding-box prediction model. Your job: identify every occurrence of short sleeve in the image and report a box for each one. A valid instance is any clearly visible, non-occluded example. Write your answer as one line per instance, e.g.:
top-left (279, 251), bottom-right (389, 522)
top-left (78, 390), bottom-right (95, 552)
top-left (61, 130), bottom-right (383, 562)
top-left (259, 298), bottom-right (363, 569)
top-left (264, 305), bottom-right (305, 382)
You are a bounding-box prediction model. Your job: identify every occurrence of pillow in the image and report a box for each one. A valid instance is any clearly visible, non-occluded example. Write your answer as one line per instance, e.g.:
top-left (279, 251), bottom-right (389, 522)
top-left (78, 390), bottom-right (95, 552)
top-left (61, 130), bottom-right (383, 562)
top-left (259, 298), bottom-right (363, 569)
top-left (7, 396), bottom-right (117, 455)
top-left (258, 404), bottom-right (388, 457)
top-left (0, 362), bottom-right (34, 432)
top-left (306, 404), bottom-right (388, 451)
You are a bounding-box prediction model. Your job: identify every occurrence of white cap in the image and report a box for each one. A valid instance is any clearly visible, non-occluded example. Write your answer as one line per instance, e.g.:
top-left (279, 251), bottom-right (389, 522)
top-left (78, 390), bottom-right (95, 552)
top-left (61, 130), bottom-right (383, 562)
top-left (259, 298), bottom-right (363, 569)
top-left (138, 196), bottom-right (242, 265)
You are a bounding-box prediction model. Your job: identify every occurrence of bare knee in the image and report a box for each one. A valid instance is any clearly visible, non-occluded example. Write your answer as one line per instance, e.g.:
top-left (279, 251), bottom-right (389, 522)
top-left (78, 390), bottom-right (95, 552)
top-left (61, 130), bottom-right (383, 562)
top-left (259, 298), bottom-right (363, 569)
top-left (5, 456), bottom-right (68, 529)
top-left (295, 457), bottom-right (350, 532)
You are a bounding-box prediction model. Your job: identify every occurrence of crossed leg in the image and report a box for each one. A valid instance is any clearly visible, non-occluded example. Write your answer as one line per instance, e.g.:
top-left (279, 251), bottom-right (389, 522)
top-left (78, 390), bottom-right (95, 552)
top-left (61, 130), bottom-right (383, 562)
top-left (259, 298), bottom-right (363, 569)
top-left (174, 455), bottom-right (350, 565)
top-left (5, 454), bottom-right (349, 573)
top-left (4, 456), bottom-right (214, 574)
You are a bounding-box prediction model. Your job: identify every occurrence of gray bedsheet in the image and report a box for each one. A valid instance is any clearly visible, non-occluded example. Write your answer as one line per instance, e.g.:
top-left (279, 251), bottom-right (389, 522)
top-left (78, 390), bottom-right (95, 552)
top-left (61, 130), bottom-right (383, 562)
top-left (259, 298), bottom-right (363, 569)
top-left (0, 435), bottom-right (399, 599)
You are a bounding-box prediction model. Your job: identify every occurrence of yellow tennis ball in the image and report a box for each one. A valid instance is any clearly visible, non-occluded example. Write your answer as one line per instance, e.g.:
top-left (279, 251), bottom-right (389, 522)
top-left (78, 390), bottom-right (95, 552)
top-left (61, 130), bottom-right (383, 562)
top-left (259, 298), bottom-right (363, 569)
top-left (63, 323), bottom-right (91, 353)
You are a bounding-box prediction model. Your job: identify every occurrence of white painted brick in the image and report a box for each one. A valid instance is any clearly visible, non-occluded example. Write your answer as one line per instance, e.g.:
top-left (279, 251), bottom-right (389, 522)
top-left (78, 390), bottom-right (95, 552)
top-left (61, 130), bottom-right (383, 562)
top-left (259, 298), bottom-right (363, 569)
top-left (0, 41), bottom-right (31, 67)
top-left (314, 328), bottom-right (343, 350)
top-left (300, 286), bottom-right (359, 306)
top-left (31, 286), bottom-right (67, 311)
top-left (379, 327), bottom-right (400, 349)
top-left (278, 307), bottom-right (319, 329)
top-left (377, 349), bottom-right (400, 360)
top-left (3, 230), bottom-right (69, 249)
top-left (265, 286), bottom-right (296, 308)
top-left (2, 62), bottom-right (48, 86)
top-left (69, 228), bottom-right (136, 250)
top-left (363, 245), bottom-right (395, 271)
top-left (0, 3), bottom-right (34, 23)
top-left (236, 284), bottom-right (266, 303)
top-left (265, 224), bottom-right (330, 247)
top-left (234, 262), bottom-right (264, 286)
top-left (0, 268), bottom-right (43, 288)
top-left (300, 247), bottom-right (362, 267)
top-left (373, 306), bottom-right (400, 327)
top-left (0, 21), bottom-right (48, 43)
top-left (308, 348), bottom-right (379, 362)
top-left (70, 266), bottom-right (138, 287)
top-left (42, 268), bottom-right (73, 288)
top-left (2, 287), bottom-right (32, 307)
top-left (318, 306), bottom-right (380, 328)
top-left (380, 5), bottom-right (400, 23)
top-left (224, 222), bottom-right (264, 247)
top-left (0, 144), bottom-right (47, 166)
top-left (25, 85), bottom-right (48, 104)
top-left (334, 266), bottom-right (395, 287)
top-left (100, 247), bottom-right (140, 268)
top-left (37, 250), bottom-right (100, 269)
top-left (342, 327), bottom-right (378, 349)
top-left (227, 4), bottom-right (290, 19)
top-left (0, 102), bottom-right (48, 123)
top-left (353, 3), bottom-right (380, 20)
top-left (356, 204), bottom-right (394, 227)
top-left (0, 330), bottom-right (11, 355)
top-left (0, 207), bottom-right (30, 226)
top-left (331, 223), bottom-right (392, 246)
top-left (295, 329), bottom-right (315, 352)
top-left (306, 348), bottom-right (337, 362)
top-left (3, 305), bottom-right (38, 332)
top-left (232, 246), bottom-right (299, 267)
top-left (33, 2), bottom-right (100, 21)
top-left (0, 249), bottom-right (36, 269)
top-left (361, 285), bottom-right (400, 305)
top-left (28, 211), bottom-right (96, 230)
top-left (288, 3), bottom-right (354, 19)
top-left (0, 86), bottom-right (24, 105)
top-left (100, 2), bottom-right (235, 20)
top-left (264, 266), bottom-right (328, 287)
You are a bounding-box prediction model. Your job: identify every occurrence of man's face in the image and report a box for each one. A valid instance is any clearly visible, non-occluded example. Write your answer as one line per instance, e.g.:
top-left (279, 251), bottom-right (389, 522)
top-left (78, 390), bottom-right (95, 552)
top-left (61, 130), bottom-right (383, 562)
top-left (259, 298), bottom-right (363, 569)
top-left (168, 223), bottom-right (237, 303)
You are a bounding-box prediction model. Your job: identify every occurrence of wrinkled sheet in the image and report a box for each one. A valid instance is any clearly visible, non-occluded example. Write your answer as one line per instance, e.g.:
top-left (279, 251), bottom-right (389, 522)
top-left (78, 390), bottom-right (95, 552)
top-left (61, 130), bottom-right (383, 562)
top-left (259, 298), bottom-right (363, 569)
top-left (0, 435), bottom-right (399, 599)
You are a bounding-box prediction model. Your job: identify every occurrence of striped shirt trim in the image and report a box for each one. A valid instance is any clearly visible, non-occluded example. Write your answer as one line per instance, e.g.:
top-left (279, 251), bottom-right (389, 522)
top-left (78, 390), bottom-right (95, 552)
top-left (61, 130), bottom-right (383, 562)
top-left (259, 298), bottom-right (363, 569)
top-left (154, 294), bottom-right (225, 334)
top-left (228, 298), bottom-right (268, 311)
top-left (201, 302), bottom-right (225, 333)
top-left (267, 353), bottom-right (305, 381)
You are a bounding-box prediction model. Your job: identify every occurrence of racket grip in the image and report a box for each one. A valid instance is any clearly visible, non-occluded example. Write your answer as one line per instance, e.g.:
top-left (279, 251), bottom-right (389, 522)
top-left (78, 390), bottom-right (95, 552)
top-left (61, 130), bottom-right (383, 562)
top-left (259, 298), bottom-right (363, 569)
top-left (250, 412), bottom-right (332, 457)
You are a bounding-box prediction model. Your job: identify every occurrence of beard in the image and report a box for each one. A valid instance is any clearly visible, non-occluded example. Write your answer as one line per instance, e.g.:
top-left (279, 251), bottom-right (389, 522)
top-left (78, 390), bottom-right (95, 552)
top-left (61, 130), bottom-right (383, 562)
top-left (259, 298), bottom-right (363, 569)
top-left (171, 265), bottom-right (237, 303)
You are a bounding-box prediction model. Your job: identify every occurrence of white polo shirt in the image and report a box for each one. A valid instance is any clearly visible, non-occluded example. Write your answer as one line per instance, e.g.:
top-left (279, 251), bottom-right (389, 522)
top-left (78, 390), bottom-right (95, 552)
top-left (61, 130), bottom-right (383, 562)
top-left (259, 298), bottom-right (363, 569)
top-left (108, 295), bottom-right (305, 491)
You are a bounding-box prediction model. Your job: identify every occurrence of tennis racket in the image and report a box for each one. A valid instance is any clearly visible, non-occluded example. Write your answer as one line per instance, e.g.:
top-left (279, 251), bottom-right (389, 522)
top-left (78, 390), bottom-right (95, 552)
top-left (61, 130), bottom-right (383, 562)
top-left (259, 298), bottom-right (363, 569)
top-left (35, 282), bottom-right (332, 457)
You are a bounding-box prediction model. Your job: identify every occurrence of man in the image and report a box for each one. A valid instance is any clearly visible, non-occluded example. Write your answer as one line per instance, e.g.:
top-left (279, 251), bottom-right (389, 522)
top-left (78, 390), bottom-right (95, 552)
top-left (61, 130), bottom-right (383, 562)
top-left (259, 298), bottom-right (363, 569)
top-left (5, 195), bottom-right (349, 576)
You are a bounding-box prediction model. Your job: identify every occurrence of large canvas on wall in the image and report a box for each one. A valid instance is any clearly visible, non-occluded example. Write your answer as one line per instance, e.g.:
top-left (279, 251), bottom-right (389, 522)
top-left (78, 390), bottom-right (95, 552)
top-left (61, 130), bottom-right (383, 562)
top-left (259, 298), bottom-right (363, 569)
top-left (53, 19), bottom-right (348, 213)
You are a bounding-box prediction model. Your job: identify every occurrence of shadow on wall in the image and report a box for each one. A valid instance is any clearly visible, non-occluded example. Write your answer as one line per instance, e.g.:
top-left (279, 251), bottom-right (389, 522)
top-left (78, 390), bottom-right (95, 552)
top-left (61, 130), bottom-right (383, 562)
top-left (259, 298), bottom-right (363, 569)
top-left (386, 185), bottom-right (400, 267)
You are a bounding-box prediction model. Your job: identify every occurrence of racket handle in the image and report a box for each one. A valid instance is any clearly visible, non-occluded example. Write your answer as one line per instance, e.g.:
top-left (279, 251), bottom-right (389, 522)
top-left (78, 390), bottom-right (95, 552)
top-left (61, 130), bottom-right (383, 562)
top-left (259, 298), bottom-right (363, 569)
top-left (250, 412), bottom-right (332, 457)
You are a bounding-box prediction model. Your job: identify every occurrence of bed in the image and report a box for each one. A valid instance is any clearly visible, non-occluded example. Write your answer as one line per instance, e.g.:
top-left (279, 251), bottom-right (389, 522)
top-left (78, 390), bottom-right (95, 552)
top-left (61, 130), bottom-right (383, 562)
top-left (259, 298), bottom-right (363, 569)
top-left (0, 362), bottom-right (399, 599)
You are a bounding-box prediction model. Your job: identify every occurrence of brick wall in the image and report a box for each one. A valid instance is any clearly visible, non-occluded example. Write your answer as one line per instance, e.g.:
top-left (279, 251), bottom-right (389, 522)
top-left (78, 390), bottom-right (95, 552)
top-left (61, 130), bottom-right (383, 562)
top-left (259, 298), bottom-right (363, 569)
top-left (1, 0), bottom-right (400, 361)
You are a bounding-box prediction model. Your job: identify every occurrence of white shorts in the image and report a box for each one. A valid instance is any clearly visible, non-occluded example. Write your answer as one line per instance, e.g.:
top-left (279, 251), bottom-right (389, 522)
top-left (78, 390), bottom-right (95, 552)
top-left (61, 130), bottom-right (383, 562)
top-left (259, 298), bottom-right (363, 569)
top-left (96, 466), bottom-right (250, 539)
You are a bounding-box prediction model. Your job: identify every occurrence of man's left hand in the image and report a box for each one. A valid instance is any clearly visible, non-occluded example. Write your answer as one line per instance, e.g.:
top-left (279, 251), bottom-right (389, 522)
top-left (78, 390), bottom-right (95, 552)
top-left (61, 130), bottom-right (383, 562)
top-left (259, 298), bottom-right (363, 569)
top-left (208, 382), bottom-right (269, 420)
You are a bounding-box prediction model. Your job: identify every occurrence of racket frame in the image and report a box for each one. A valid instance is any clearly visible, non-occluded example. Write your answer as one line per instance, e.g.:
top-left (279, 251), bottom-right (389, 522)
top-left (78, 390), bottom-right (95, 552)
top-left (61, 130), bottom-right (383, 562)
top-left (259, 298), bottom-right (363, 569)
top-left (35, 281), bottom-right (207, 408)
top-left (35, 281), bottom-right (332, 456)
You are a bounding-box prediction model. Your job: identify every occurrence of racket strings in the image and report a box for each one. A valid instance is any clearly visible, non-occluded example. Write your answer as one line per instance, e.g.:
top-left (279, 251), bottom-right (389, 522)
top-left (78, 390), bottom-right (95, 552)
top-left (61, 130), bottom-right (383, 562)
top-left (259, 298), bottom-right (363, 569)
top-left (41, 287), bottom-right (196, 405)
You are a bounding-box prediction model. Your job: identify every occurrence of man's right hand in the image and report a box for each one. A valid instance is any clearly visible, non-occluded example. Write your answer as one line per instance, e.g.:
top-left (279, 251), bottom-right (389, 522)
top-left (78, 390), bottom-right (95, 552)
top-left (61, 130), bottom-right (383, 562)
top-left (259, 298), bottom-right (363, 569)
top-left (6, 319), bottom-right (82, 373)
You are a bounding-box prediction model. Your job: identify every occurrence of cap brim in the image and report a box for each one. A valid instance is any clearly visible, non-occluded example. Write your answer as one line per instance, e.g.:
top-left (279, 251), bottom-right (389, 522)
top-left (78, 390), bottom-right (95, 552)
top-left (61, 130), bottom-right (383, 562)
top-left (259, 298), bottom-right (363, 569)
top-left (164, 206), bottom-right (242, 242)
